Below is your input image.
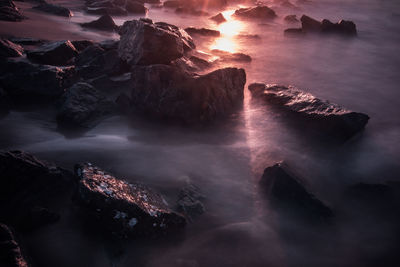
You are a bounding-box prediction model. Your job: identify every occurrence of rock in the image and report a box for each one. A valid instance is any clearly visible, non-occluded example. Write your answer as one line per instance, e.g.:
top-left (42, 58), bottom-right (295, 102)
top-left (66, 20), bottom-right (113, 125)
top-left (163, 0), bottom-right (181, 8)
top-left (0, 224), bottom-right (30, 267)
top-left (56, 82), bottom-right (115, 129)
top-left (71, 40), bottom-right (96, 52)
top-left (75, 163), bottom-right (186, 237)
top-left (0, 0), bottom-right (24, 21)
top-left (177, 183), bottom-right (205, 221)
top-left (10, 37), bottom-right (44, 46)
top-left (321, 19), bottom-right (357, 36)
top-left (80, 14), bottom-right (119, 32)
top-left (300, 15), bottom-right (321, 32)
top-left (26, 40), bottom-right (78, 66)
top-left (284, 14), bottom-right (298, 23)
top-left (210, 12), bottom-right (226, 24)
top-left (86, 6), bottom-right (127, 16)
top-left (125, 1), bottom-right (147, 14)
top-left (33, 2), bottom-right (73, 17)
top-left (189, 55), bottom-right (211, 69)
top-left (0, 150), bottom-right (76, 231)
top-left (211, 49), bottom-right (252, 62)
top-left (124, 65), bottom-right (246, 124)
top-left (118, 19), bottom-right (195, 65)
top-left (283, 28), bottom-right (304, 36)
top-left (234, 6), bottom-right (277, 20)
top-left (185, 27), bottom-right (220, 37)
top-left (0, 39), bottom-right (23, 58)
top-left (260, 162), bottom-right (333, 221)
top-left (248, 83), bottom-right (369, 140)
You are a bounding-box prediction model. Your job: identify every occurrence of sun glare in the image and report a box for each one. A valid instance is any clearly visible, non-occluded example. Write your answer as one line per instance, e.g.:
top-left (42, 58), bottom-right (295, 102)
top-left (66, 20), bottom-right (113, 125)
top-left (210, 10), bottom-right (244, 53)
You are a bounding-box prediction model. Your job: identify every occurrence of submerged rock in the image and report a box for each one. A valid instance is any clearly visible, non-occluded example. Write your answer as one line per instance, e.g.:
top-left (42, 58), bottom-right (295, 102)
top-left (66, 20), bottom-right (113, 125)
top-left (26, 40), bottom-right (78, 66)
top-left (0, 0), bottom-right (24, 21)
top-left (118, 19), bottom-right (195, 65)
top-left (75, 163), bottom-right (186, 237)
top-left (125, 1), bottom-right (147, 14)
top-left (33, 2), bottom-right (73, 17)
top-left (123, 65), bottom-right (246, 124)
top-left (177, 183), bottom-right (205, 221)
top-left (284, 14), bottom-right (298, 23)
top-left (0, 224), bottom-right (30, 267)
top-left (56, 82), bottom-right (115, 129)
top-left (234, 6), bottom-right (277, 20)
top-left (0, 39), bottom-right (23, 58)
top-left (185, 27), bottom-right (220, 37)
top-left (210, 12), bottom-right (226, 24)
top-left (248, 83), bottom-right (369, 140)
top-left (260, 162), bottom-right (333, 221)
top-left (80, 14), bottom-right (119, 32)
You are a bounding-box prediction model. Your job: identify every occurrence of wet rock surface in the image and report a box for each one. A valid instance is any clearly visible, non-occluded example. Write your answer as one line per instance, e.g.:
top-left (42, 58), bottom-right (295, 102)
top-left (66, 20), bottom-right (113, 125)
top-left (260, 162), bottom-right (333, 222)
top-left (75, 163), bottom-right (186, 237)
top-left (80, 14), bottom-right (119, 32)
top-left (0, 224), bottom-right (30, 267)
top-left (123, 65), bottom-right (246, 124)
top-left (185, 27), bottom-right (220, 37)
top-left (0, 0), bottom-right (24, 22)
top-left (26, 40), bottom-right (78, 66)
top-left (56, 82), bottom-right (115, 130)
top-left (248, 83), bottom-right (369, 140)
top-left (211, 49), bottom-right (252, 62)
top-left (0, 39), bottom-right (23, 58)
top-left (234, 6), bottom-right (277, 20)
top-left (118, 19), bottom-right (195, 65)
top-left (32, 1), bottom-right (73, 17)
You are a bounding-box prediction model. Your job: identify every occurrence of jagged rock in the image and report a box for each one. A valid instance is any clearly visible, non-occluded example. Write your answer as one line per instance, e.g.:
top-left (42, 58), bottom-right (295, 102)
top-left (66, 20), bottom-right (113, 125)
top-left (300, 15), bottom-right (322, 32)
top-left (210, 12), bottom-right (226, 24)
top-left (122, 65), bottom-right (246, 124)
top-left (118, 19), bottom-right (195, 65)
top-left (0, 0), bottom-right (24, 21)
top-left (0, 151), bottom-right (76, 231)
top-left (0, 59), bottom-right (76, 103)
top-left (260, 162), bottom-right (333, 221)
top-left (177, 183), bottom-right (205, 221)
top-left (185, 27), bottom-right (220, 37)
top-left (33, 2), bottom-right (73, 17)
top-left (284, 14), bottom-right (298, 23)
top-left (56, 82), bottom-right (115, 129)
top-left (211, 49), bottom-right (252, 62)
top-left (74, 163), bottom-right (186, 237)
top-left (0, 224), bottom-right (30, 267)
top-left (234, 6), bottom-right (277, 20)
top-left (248, 83), bottom-right (369, 140)
top-left (26, 40), bottom-right (78, 66)
top-left (71, 40), bottom-right (95, 52)
top-left (125, 1), bottom-right (147, 14)
top-left (0, 39), bottom-right (23, 58)
top-left (81, 14), bottom-right (118, 31)
top-left (189, 55), bottom-right (211, 69)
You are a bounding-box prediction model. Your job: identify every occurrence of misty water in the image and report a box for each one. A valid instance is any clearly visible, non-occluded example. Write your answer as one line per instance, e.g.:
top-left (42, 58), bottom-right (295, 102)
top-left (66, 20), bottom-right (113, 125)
top-left (1, 0), bottom-right (400, 266)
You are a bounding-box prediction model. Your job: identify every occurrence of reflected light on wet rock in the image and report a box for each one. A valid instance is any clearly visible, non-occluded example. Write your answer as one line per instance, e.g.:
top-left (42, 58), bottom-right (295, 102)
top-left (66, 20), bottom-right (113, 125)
top-left (210, 10), bottom-right (244, 52)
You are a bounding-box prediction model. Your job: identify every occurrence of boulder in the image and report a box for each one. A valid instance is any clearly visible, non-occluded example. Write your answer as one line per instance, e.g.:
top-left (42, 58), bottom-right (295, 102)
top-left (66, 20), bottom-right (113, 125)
top-left (0, 59), bottom-right (76, 103)
top-left (81, 14), bottom-right (119, 32)
top-left (33, 2), bottom-right (73, 17)
top-left (210, 12), bottom-right (226, 24)
top-left (0, 150), bottom-right (76, 231)
top-left (26, 40), bottom-right (78, 66)
top-left (0, 39), bottom-right (23, 58)
top-left (0, 224), bottom-right (30, 267)
top-left (321, 19), bottom-right (357, 36)
top-left (75, 163), bottom-right (186, 237)
top-left (234, 6), bottom-right (277, 20)
top-left (211, 49), bottom-right (252, 62)
top-left (86, 6), bottom-right (127, 16)
top-left (284, 14), bottom-right (298, 23)
top-left (56, 82), bottom-right (115, 129)
top-left (71, 40), bottom-right (96, 52)
top-left (248, 83), bottom-right (369, 140)
top-left (185, 27), bottom-right (220, 37)
top-left (177, 183), bottom-right (205, 221)
top-left (123, 65), bottom-right (246, 124)
top-left (260, 162), bottom-right (333, 221)
top-left (125, 1), bottom-right (147, 14)
top-left (0, 0), bottom-right (24, 21)
top-left (118, 19), bottom-right (195, 65)
top-left (300, 15), bottom-right (321, 32)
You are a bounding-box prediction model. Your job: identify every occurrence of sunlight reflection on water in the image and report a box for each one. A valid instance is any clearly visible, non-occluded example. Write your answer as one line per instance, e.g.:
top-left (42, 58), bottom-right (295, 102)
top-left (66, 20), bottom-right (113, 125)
top-left (210, 10), bottom-right (245, 52)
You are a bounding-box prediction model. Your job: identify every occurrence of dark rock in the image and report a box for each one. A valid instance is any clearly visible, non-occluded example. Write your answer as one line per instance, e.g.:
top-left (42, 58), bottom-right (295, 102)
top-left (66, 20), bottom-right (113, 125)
top-left (248, 83), bottom-right (369, 140)
top-left (26, 40), bottom-right (78, 66)
top-left (0, 224), bottom-right (30, 267)
top-left (9, 37), bottom-right (44, 46)
top-left (86, 6), bottom-right (127, 16)
top-left (71, 40), bottom-right (96, 52)
top-left (211, 49), bottom-right (252, 62)
top-left (177, 183), bottom-right (205, 221)
top-left (33, 2), bottom-right (73, 17)
top-left (163, 0), bottom-right (182, 8)
top-left (0, 39), bottom-right (23, 58)
top-left (236, 34), bottom-right (261, 40)
top-left (81, 14), bottom-right (119, 32)
top-left (234, 6), bottom-right (277, 20)
top-left (284, 28), bottom-right (304, 36)
top-left (56, 82), bottom-right (115, 129)
top-left (0, 0), bottom-right (24, 21)
top-left (284, 14), bottom-right (298, 23)
top-left (300, 14), bottom-right (321, 32)
top-left (210, 12), bottom-right (226, 24)
top-left (185, 27), bottom-right (220, 37)
top-left (163, 0), bottom-right (226, 9)
top-left (124, 65), bottom-right (246, 124)
top-left (321, 19), bottom-right (357, 36)
top-left (189, 55), bottom-right (211, 69)
top-left (0, 59), bottom-right (76, 103)
top-left (75, 162), bottom-right (186, 237)
top-left (118, 19), bottom-right (195, 65)
top-left (0, 150), bottom-right (76, 231)
top-left (125, 1), bottom-right (147, 14)
top-left (260, 162), bottom-right (333, 221)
